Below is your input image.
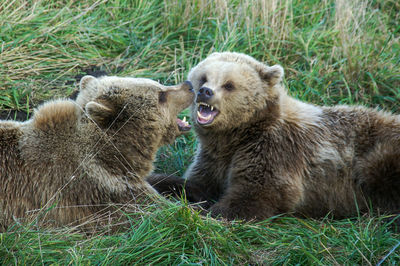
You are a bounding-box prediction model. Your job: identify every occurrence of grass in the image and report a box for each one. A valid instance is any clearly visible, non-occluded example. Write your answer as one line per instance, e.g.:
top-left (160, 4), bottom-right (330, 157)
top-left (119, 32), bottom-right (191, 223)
top-left (1, 0), bottom-right (399, 264)
top-left (1, 206), bottom-right (400, 264)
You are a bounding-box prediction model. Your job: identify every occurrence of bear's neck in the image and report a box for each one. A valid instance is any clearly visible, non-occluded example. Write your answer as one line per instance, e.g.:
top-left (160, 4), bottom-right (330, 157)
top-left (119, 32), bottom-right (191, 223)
top-left (196, 95), bottom-right (322, 152)
top-left (82, 120), bottom-right (157, 179)
top-left (280, 95), bottom-right (323, 128)
top-left (196, 122), bottom-right (266, 156)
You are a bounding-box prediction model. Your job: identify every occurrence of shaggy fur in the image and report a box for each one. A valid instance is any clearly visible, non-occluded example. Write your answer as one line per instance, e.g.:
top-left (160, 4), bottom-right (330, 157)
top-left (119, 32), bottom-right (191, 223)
top-left (0, 75), bottom-right (194, 231)
top-left (149, 52), bottom-right (400, 221)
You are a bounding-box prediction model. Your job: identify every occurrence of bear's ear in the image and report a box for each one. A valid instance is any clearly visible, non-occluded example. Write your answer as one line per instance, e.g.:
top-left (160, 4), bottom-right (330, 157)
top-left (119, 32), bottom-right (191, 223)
top-left (85, 101), bottom-right (115, 128)
top-left (259, 65), bottom-right (284, 87)
top-left (76, 75), bottom-right (102, 107)
top-left (79, 75), bottom-right (99, 92)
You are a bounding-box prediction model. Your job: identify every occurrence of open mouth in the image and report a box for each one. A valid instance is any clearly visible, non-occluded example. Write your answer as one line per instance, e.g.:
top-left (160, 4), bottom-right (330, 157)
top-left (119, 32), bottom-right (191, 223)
top-left (177, 116), bottom-right (191, 132)
top-left (197, 102), bottom-right (219, 125)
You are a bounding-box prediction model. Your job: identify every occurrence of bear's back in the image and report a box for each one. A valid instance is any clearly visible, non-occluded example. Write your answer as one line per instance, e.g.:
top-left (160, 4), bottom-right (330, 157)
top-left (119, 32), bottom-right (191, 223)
top-left (0, 102), bottom-right (86, 230)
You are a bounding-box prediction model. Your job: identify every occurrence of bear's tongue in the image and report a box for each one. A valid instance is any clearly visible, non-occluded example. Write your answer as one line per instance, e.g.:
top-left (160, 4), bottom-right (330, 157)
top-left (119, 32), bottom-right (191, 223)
top-left (197, 104), bottom-right (218, 125)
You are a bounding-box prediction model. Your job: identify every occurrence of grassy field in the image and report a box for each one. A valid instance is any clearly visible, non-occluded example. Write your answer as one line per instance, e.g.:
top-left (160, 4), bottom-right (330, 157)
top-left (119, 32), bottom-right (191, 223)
top-left (1, 0), bottom-right (400, 264)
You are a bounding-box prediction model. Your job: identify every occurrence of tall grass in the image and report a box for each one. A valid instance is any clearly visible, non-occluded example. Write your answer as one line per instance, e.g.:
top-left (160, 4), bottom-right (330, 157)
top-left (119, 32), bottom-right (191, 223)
top-left (1, 0), bottom-right (399, 264)
top-left (1, 0), bottom-right (398, 108)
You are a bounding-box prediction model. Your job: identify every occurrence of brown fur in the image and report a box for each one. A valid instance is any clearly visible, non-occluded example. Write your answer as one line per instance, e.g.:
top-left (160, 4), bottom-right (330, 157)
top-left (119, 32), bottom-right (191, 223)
top-left (0, 75), bottom-right (194, 231)
top-left (150, 52), bottom-right (400, 221)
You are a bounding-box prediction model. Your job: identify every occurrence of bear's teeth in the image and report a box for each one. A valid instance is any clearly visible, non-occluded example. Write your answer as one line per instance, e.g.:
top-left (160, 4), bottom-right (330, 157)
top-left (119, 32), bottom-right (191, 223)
top-left (198, 102), bottom-right (216, 111)
top-left (182, 116), bottom-right (186, 122)
top-left (199, 103), bottom-right (210, 108)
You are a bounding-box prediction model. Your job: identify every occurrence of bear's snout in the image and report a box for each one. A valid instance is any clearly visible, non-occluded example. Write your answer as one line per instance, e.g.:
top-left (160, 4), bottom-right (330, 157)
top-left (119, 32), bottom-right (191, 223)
top-left (183, 80), bottom-right (194, 92)
top-left (197, 87), bottom-right (214, 103)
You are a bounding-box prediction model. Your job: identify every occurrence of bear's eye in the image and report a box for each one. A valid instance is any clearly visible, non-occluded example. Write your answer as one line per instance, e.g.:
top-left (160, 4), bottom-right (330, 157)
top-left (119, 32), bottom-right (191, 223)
top-left (158, 91), bottom-right (167, 104)
top-left (222, 82), bottom-right (235, 91)
top-left (199, 75), bottom-right (207, 86)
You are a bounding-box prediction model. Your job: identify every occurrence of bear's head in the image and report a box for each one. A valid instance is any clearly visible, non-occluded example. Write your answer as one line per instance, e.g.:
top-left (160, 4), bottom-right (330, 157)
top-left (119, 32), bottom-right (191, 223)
top-left (188, 52), bottom-right (284, 132)
top-left (77, 75), bottom-right (194, 147)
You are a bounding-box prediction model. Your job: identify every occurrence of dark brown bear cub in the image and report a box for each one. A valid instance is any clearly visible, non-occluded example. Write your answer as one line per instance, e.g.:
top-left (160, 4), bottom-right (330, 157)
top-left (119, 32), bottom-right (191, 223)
top-left (149, 52), bottom-right (400, 221)
top-left (0, 75), bottom-right (194, 231)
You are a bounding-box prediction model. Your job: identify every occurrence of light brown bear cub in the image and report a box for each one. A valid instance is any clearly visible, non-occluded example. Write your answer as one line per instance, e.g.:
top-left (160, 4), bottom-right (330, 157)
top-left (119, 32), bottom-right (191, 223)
top-left (150, 52), bottom-right (400, 221)
top-left (0, 75), bottom-right (194, 231)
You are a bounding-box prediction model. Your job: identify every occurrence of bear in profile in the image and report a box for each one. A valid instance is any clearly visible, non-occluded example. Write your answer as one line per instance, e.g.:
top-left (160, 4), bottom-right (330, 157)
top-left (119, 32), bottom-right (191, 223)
top-left (0, 75), bottom-right (194, 231)
top-left (149, 52), bottom-right (400, 221)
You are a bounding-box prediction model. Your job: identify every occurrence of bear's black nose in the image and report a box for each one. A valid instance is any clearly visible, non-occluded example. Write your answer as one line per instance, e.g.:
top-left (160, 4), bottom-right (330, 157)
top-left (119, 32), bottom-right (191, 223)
top-left (197, 87), bottom-right (213, 102)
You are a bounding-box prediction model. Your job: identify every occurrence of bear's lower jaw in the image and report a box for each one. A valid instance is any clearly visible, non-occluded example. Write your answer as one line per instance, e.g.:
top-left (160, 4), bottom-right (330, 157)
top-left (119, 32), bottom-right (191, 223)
top-left (197, 111), bottom-right (218, 125)
top-left (177, 117), bottom-right (191, 132)
top-left (197, 103), bottom-right (219, 125)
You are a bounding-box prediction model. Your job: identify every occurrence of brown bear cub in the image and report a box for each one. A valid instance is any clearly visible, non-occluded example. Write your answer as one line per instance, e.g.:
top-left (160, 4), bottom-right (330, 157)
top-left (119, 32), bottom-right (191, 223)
top-left (149, 52), bottom-right (400, 221)
top-left (0, 75), bottom-right (194, 231)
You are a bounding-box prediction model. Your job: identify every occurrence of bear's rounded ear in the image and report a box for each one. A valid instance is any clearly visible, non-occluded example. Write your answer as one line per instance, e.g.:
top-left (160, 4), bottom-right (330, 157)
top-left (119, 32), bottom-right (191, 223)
top-left (85, 101), bottom-right (114, 128)
top-left (76, 76), bottom-right (102, 107)
top-left (79, 75), bottom-right (99, 92)
top-left (260, 64), bottom-right (284, 87)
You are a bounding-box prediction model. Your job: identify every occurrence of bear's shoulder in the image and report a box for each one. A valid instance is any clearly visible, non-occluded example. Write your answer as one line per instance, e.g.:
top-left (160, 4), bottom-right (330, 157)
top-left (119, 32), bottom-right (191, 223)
top-left (33, 100), bottom-right (80, 132)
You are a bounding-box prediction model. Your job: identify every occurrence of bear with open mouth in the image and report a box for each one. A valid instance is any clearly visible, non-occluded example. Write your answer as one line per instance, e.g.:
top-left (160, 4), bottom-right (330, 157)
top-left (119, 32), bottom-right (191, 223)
top-left (0, 75), bottom-right (194, 231)
top-left (149, 52), bottom-right (400, 221)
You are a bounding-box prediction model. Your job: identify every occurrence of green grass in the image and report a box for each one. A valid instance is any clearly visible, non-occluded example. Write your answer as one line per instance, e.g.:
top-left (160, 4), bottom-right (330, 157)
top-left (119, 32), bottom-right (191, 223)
top-left (1, 0), bottom-right (400, 264)
top-left (1, 206), bottom-right (400, 264)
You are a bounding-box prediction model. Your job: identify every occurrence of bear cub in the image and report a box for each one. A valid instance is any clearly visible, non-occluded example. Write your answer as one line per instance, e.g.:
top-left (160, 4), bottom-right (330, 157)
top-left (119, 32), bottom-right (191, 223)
top-left (0, 75), bottom-right (194, 231)
top-left (149, 52), bottom-right (400, 221)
